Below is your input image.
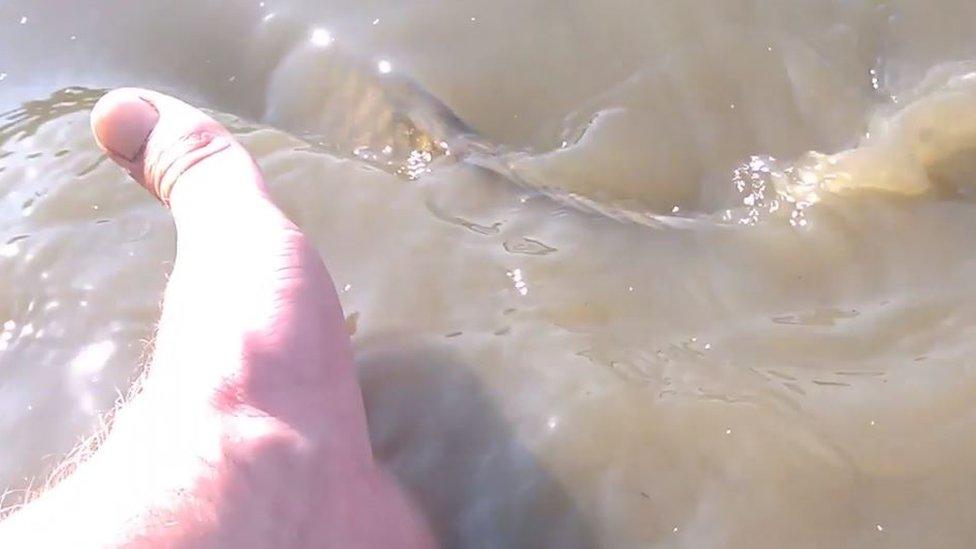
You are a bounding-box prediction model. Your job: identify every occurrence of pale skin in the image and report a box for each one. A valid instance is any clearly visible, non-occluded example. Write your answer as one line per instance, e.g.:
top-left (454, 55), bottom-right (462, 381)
top-left (0, 89), bottom-right (436, 548)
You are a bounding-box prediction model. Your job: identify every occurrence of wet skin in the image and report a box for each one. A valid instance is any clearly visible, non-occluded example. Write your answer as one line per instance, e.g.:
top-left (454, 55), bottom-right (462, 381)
top-left (0, 89), bottom-right (436, 548)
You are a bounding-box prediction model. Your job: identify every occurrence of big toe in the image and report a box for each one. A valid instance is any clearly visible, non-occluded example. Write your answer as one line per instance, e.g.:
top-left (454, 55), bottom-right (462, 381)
top-left (91, 91), bottom-right (159, 163)
top-left (91, 88), bottom-right (239, 205)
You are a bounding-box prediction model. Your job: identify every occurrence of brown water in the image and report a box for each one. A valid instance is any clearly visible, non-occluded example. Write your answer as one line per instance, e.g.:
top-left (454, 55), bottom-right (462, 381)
top-left (3, 1), bottom-right (976, 547)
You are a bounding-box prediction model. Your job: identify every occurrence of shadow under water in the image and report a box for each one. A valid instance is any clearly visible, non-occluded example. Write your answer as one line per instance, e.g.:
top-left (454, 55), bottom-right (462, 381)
top-left (357, 336), bottom-right (596, 549)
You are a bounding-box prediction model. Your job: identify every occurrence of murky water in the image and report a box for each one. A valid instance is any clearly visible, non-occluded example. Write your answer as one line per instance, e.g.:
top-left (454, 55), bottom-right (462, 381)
top-left (4, 1), bottom-right (976, 547)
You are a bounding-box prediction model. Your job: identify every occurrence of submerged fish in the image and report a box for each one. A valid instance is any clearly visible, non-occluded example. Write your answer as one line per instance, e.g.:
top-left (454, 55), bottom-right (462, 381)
top-left (265, 25), bottom-right (976, 229)
top-left (262, 27), bottom-right (693, 228)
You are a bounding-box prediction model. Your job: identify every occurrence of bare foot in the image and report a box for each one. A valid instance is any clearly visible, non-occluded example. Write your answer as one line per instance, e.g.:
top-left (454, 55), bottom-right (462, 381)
top-left (0, 89), bottom-right (435, 548)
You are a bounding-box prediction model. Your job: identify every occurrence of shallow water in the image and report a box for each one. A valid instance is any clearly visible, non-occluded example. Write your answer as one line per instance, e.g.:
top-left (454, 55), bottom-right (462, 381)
top-left (4, 1), bottom-right (976, 547)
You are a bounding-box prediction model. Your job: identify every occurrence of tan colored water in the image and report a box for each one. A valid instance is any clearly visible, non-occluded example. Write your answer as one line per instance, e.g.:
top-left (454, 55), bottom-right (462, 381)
top-left (4, 1), bottom-right (976, 546)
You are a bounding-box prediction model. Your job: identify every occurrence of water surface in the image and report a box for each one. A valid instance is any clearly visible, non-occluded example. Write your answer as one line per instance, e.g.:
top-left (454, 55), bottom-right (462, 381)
top-left (3, 1), bottom-right (976, 547)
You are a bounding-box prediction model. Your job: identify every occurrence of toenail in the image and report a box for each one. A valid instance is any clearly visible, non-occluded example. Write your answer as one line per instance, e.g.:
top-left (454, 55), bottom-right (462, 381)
top-left (92, 94), bottom-right (160, 162)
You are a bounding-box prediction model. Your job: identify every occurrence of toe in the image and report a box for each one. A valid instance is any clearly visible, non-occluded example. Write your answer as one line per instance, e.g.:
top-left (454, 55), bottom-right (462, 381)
top-left (90, 91), bottom-right (159, 163)
top-left (91, 88), bottom-right (240, 205)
